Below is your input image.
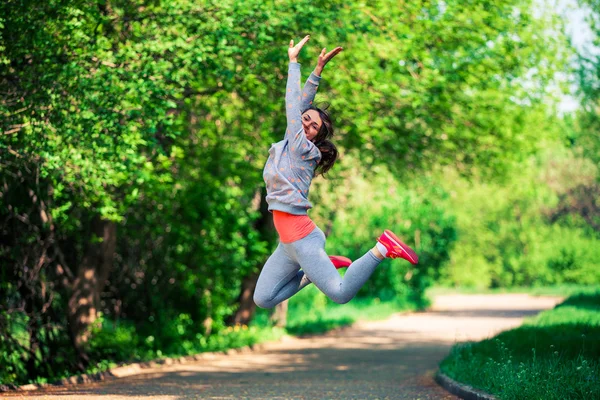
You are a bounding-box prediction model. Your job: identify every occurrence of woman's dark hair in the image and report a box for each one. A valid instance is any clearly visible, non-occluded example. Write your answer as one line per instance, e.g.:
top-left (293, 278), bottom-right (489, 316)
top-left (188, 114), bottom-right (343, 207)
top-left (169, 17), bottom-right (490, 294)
top-left (305, 104), bottom-right (338, 176)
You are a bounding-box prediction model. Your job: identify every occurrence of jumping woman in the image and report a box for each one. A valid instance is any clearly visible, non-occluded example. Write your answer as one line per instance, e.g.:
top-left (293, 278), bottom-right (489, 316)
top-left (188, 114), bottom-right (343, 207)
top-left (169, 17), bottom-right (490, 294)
top-left (253, 35), bottom-right (418, 309)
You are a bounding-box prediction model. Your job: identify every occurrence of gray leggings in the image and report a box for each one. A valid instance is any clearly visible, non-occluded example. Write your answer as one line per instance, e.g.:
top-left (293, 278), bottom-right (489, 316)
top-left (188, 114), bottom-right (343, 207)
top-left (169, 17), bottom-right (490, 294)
top-left (253, 226), bottom-right (382, 308)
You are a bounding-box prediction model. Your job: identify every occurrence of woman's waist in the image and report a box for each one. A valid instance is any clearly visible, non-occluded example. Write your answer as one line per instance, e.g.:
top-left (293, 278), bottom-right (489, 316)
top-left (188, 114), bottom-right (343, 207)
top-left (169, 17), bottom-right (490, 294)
top-left (273, 210), bottom-right (314, 227)
top-left (273, 210), bottom-right (316, 243)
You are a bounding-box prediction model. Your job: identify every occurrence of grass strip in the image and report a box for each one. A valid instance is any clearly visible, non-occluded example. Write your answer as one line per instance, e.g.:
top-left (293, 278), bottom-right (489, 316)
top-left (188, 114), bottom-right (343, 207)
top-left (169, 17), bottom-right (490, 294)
top-left (439, 290), bottom-right (600, 400)
top-left (283, 285), bottom-right (420, 335)
top-left (1, 322), bottom-right (286, 387)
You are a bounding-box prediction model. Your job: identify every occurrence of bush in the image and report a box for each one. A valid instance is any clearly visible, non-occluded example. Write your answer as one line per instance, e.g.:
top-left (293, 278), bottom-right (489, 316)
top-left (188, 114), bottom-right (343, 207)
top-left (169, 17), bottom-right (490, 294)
top-left (310, 161), bottom-right (457, 305)
top-left (439, 147), bottom-right (600, 288)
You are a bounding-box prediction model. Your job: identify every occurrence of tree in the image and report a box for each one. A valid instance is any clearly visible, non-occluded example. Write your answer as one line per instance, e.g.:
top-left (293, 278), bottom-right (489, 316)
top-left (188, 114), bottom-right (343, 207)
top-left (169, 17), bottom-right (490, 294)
top-left (574, 0), bottom-right (600, 166)
top-left (0, 0), bottom-right (570, 383)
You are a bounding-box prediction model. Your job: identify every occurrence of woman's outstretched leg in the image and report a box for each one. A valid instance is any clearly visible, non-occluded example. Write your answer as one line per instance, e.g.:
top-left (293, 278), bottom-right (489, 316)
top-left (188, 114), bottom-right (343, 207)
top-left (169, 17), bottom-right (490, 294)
top-left (253, 242), bottom-right (311, 308)
top-left (287, 227), bottom-right (383, 304)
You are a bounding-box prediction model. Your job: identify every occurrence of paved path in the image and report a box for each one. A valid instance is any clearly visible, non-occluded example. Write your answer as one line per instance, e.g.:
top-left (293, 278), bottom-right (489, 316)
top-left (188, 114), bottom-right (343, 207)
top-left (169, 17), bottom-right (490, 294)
top-left (7, 294), bottom-right (562, 400)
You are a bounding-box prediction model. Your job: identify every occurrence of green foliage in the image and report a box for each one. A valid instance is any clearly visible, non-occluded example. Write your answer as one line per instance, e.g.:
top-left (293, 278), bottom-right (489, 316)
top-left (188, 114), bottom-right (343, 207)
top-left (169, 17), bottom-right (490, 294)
top-left (310, 156), bottom-right (457, 303)
top-left (0, 309), bottom-right (77, 386)
top-left (87, 314), bottom-right (284, 364)
top-left (439, 143), bottom-right (600, 288)
top-left (87, 316), bottom-right (144, 361)
top-left (324, 0), bottom-right (570, 176)
top-left (0, 311), bottom-right (284, 386)
top-left (0, 313), bottom-right (28, 386)
top-left (574, 1), bottom-right (600, 167)
top-left (440, 290), bottom-right (600, 399)
top-left (1, 0), bottom-right (570, 228)
top-left (0, 0), bottom-right (576, 387)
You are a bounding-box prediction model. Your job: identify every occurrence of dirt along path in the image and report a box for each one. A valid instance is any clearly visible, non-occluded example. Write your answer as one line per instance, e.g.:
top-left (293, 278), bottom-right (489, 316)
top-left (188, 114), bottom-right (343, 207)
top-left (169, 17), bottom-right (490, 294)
top-left (7, 294), bottom-right (562, 400)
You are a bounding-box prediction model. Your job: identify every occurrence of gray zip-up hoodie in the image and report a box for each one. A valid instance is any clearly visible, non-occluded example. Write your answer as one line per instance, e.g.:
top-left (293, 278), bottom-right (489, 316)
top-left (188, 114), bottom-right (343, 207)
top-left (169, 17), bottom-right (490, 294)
top-left (262, 62), bottom-right (322, 215)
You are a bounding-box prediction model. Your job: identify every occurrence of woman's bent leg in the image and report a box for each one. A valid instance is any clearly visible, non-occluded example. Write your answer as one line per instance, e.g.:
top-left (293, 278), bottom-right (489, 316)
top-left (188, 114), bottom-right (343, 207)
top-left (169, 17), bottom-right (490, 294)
top-left (288, 227), bottom-right (382, 304)
top-left (253, 242), bottom-right (309, 309)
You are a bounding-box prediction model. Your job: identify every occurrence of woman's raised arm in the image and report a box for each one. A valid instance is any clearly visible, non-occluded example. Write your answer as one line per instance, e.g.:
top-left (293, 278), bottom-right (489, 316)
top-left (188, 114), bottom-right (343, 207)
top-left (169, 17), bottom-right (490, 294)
top-left (314, 46), bottom-right (343, 77)
top-left (299, 46), bottom-right (343, 112)
top-left (285, 36), bottom-right (310, 140)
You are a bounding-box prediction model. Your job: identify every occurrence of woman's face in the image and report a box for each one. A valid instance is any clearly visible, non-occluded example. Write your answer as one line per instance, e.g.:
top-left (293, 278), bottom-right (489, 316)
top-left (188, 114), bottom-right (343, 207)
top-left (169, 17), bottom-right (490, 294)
top-left (302, 109), bottom-right (322, 142)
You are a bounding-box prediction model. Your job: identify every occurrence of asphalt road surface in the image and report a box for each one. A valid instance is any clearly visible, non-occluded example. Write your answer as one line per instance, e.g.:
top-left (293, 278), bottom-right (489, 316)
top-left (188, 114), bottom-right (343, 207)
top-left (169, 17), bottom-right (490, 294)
top-left (6, 294), bottom-right (562, 400)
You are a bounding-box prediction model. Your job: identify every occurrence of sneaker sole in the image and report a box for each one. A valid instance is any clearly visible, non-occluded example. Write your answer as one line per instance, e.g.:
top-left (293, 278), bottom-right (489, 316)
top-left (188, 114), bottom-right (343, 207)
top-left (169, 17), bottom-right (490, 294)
top-left (329, 255), bottom-right (352, 269)
top-left (383, 230), bottom-right (419, 264)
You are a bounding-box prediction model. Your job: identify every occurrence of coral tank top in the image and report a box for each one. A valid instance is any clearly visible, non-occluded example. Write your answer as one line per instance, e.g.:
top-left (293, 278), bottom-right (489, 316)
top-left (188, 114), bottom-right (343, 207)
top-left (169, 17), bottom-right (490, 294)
top-left (273, 210), bottom-right (316, 243)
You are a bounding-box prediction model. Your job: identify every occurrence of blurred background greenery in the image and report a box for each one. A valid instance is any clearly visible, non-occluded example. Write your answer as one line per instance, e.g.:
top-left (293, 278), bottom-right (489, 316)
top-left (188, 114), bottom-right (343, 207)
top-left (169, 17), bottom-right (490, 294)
top-left (1, 0), bottom-right (598, 387)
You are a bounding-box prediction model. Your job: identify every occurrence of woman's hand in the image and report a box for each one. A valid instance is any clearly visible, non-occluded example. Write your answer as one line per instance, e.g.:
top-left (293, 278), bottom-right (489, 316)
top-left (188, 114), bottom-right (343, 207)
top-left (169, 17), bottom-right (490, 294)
top-left (314, 46), bottom-right (343, 76)
top-left (288, 35), bottom-right (310, 63)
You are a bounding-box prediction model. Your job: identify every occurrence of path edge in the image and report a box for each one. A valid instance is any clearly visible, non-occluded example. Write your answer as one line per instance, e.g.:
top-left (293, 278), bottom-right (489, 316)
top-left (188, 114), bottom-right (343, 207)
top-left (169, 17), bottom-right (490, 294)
top-left (0, 341), bottom-right (278, 394)
top-left (0, 310), bottom-right (414, 394)
top-left (434, 370), bottom-right (498, 400)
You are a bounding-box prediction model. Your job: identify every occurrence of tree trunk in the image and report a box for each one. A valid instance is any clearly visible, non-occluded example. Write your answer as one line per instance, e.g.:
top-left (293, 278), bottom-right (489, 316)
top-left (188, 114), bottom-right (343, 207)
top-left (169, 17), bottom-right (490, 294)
top-left (229, 270), bottom-right (260, 325)
top-left (67, 217), bottom-right (116, 369)
top-left (270, 300), bottom-right (288, 327)
top-left (229, 188), bottom-right (276, 325)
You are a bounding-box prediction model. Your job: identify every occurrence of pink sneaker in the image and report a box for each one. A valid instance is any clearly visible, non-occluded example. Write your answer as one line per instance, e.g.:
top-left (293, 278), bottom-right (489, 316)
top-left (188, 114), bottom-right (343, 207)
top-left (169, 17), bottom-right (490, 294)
top-left (377, 230), bottom-right (419, 264)
top-left (329, 255), bottom-right (352, 269)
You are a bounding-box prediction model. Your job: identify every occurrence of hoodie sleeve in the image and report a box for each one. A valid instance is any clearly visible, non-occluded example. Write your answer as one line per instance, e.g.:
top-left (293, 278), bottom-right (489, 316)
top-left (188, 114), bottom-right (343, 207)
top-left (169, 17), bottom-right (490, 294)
top-left (299, 71), bottom-right (321, 112)
top-left (285, 62), bottom-right (304, 141)
top-left (285, 63), bottom-right (321, 158)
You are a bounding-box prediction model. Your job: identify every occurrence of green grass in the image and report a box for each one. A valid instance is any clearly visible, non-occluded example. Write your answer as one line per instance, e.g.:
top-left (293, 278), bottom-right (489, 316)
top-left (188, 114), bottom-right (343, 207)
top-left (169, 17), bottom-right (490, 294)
top-left (254, 284), bottom-right (421, 336)
top-left (84, 324), bottom-right (285, 384)
top-left (440, 290), bottom-right (600, 400)
top-left (86, 320), bottom-right (285, 371)
top-left (286, 297), bottom-right (406, 336)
